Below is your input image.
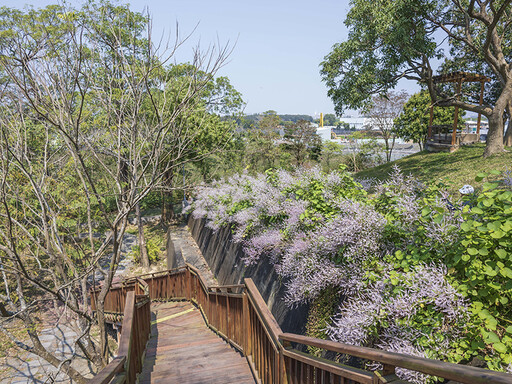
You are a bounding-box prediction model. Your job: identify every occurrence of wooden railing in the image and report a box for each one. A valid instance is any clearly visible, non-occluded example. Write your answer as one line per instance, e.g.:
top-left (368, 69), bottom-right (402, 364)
top-left (90, 265), bottom-right (512, 384)
top-left (89, 278), bottom-right (151, 384)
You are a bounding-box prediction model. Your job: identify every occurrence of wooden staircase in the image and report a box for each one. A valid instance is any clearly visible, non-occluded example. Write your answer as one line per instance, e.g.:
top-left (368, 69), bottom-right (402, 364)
top-left (90, 265), bottom-right (512, 384)
top-left (139, 301), bottom-right (254, 383)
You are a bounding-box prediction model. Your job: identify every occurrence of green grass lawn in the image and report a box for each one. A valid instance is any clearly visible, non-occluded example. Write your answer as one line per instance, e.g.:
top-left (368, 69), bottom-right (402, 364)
top-left (354, 144), bottom-right (512, 190)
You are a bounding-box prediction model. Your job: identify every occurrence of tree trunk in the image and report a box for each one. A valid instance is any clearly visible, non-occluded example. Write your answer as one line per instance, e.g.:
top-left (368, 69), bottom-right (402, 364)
top-left (25, 321), bottom-right (88, 384)
top-left (24, 317), bottom-right (88, 384)
top-left (484, 107), bottom-right (506, 157)
top-left (504, 103), bottom-right (512, 146)
top-left (384, 136), bottom-right (391, 162)
top-left (505, 122), bottom-right (512, 146)
top-left (136, 201), bottom-right (149, 270)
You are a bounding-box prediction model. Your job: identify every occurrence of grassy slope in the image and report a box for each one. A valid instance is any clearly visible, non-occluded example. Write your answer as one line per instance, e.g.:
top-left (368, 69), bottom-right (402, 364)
top-left (354, 144), bottom-right (512, 190)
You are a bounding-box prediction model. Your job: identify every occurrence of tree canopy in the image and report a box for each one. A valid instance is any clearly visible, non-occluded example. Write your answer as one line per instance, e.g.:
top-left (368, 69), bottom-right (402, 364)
top-left (394, 91), bottom-right (464, 150)
top-left (321, 0), bottom-right (512, 157)
top-left (0, 1), bottom-right (241, 380)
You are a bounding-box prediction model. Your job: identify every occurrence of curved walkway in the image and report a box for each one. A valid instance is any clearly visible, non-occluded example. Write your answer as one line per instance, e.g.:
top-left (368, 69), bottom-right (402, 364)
top-left (139, 301), bottom-right (255, 384)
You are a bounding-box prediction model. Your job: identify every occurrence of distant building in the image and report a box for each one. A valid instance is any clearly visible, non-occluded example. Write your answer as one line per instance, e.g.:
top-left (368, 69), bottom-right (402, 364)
top-left (465, 119), bottom-right (489, 134)
top-left (338, 116), bottom-right (369, 130)
top-left (316, 126), bottom-right (334, 141)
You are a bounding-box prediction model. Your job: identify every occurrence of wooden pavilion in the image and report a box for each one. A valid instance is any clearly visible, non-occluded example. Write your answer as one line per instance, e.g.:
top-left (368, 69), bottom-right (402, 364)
top-left (427, 71), bottom-right (490, 152)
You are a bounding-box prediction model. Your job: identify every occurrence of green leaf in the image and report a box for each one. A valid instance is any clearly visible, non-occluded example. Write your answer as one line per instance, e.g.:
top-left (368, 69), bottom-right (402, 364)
top-left (461, 253), bottom-right (471, 262)
top-left (493, 342), bottom-right (507, 353)
top-left (486, 316), bottom-right (498, 330)
top-left (475, 172), bottom-right (487, 182)
top-left (490, 230), bottom-right (505, 239)
top-left (467, 248), bottom-right (479, 255)
top-left (460, 222), bottom-right (471, 232)
top-left (482, 198), bottom-right (494, 207)
top-left (484, 266), bottom-right (497, 277)
top-left (478, 309), bottom-right (491, 319)
top-left (500, 267), bottom-right (512, 279)
top-left (482, 182), bottom-right (499, 191)
top-left (506, 326), bottom-right (512, 334)
top-left (501, 221), bottom-right (512, 232)
top-left (487, 222), bottom-right (500, 231)
top-left (495, 249), bottom-right (507, 259)
top-left (484, 331), bottom-right (500, 344)
top-left (471, 207), bottom-right (484, 215)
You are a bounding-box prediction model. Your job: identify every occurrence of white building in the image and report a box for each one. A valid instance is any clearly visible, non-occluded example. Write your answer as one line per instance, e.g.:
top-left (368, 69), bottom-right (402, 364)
top-left (338, 116), bottom-right (369, 130)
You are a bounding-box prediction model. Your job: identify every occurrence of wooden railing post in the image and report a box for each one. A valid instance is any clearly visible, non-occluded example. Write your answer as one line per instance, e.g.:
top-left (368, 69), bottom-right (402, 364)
top-left (280, 340), bottom-right (290, 384)
top-left (187, 267), bottom-right (192, 300)
top-left (373, 363), bottom-right (396, 383)
top-left (226, 288), bottom-right (231, 340)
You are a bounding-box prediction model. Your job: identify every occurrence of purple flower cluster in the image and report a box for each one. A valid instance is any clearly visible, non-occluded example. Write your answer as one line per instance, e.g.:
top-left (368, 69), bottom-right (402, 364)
top-left (375, 165), bottom-right (424, 225)
top-left (327, 263), bottom-right (468, 383)
top-left (191, 166), bottom-right (472, 383)
top-left (504, 169), bottom-right (512, 187)
top-left (243, 229), bottom-right (283, 265)
top-left (275, 199), bottom-right (386, 304)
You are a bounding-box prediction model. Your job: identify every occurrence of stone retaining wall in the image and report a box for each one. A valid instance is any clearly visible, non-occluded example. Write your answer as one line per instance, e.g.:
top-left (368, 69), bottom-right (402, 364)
top-left (187, 216), bottom-right (309, 334)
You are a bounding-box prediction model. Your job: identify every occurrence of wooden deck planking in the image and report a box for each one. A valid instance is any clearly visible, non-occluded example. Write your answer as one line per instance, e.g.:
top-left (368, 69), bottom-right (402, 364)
top-left (138, 301), bottom-right (255, 384)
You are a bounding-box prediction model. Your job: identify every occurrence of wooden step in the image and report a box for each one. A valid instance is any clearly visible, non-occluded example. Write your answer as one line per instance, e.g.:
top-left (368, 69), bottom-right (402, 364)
top-left (138, 302), bottom-right (255, 383)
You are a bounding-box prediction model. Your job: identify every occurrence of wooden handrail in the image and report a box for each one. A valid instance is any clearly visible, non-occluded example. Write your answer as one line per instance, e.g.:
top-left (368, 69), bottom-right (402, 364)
top-left (280, 333), bottom-right (512, 384)
top-left (90, 264), bottom-right (512, 384)
top-left (88, 356), bottom-right (126, 384)
top-left (244, 278), bottom-right (282, 347)
top-left (90, 291), bottom-right (151, 384)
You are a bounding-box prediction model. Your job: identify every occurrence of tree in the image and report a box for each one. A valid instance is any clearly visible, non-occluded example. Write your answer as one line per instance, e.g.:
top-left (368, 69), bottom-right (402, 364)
top-left (345, 131), bottom-right (383, 172)
top-left (440, 29), bottom-right (512, 147)
top-left (249, 110), bottom-right (282, 170)
top-left (283, 120), bottom-right (322, 166)
top-left (323, 113), bottom-right (338, 126)
top-left (156, 64), bottom-right (243, 222)
top-left (320, 0), bottom-right (512, 157)
top-left (394, 91), bottom-right (464, 150)
top-left (365, 91), bottom-right (408, 162)
top-left (321, 141), bottom-right (343, 171)
top-left (259, 110), bottom-right (281, 133)
top-left (0, 2), bottom-right (234, 381)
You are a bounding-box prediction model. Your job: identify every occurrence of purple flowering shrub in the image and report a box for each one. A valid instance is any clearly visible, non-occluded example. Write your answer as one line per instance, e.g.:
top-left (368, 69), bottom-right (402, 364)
top-left (327, 264), bottom-right (468, 383)
top-left (191, 167), bottom-right (512, 381)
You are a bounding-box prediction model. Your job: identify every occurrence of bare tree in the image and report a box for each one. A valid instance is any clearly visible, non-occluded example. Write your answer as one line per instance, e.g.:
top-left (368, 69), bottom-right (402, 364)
top-left (365, 91), bottom-right (409, 162)
top-left (0, 2), bottom-right (234, 381)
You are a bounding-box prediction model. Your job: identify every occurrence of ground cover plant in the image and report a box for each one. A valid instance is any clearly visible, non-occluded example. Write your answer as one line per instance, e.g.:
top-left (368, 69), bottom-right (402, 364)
top-left (355, 144), bottom-right (512, 190)
top-left (190, 166), bottom-right (512, 383)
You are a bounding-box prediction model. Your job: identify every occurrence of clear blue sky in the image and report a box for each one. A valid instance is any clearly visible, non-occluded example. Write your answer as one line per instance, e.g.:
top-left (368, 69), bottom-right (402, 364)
top-left (131, 0), bottom-right (352, 116)
top-left (3, 0), bottom-right (420, 116)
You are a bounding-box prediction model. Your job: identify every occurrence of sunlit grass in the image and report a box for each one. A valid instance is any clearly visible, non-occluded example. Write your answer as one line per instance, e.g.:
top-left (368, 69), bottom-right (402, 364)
top-left (354, 144), bottom-right (512, 191)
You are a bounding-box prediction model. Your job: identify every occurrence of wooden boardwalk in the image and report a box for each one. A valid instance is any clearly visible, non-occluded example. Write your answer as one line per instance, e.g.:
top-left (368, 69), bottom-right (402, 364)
top-left (139, 301), bottom-right (255, 384)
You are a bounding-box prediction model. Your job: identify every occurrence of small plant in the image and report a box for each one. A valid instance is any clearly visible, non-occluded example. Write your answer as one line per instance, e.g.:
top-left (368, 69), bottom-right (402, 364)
top-left (130, 236), bottom-right (162, 264)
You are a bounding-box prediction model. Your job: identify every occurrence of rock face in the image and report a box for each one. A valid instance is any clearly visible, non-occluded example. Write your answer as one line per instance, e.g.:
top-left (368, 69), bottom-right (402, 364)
top-left (188, 216), bottom-right (309, 335)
